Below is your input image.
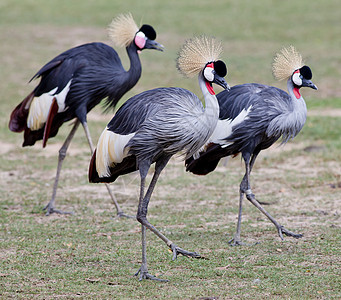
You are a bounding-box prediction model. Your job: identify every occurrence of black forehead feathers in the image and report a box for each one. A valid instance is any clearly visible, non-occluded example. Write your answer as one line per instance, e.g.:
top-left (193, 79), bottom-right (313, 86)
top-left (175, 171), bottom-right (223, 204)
top-left (139, 24), bottom-right (156, 40)
top-left (213, 60), bottom-right (227, 77)
top-left (299, 65), bottom-right (312, 80)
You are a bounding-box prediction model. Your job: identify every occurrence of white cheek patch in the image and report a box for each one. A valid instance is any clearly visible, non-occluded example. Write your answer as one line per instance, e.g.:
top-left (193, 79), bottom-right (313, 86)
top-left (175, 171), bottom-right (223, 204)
top-left (204, 67), bottom-right (214, 82)
top-left (135, 31), bottom-right (146, 49)
top-left (292, 72), bottom-right (302, 86)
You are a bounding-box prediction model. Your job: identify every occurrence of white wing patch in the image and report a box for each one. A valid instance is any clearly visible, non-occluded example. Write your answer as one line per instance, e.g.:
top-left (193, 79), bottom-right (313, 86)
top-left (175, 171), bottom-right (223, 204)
top-left (27, 80), bottom-right (71, 130)
top-left (96, 128), bottom-right (135, 177)
top-left (208, 105), bottom-right (252, 147)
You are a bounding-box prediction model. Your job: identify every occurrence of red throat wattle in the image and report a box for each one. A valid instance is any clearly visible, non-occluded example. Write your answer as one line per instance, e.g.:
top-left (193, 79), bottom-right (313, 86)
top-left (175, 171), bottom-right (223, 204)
top-left (205, 62), bottom-right (215, 95)
top-left (293, 87), bottom-right (301, 99)
top-left (205, 81), bottom-right (215, 95)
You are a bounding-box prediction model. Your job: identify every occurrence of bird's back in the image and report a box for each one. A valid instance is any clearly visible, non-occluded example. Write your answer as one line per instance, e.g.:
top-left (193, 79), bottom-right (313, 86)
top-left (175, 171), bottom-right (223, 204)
top-left (9, 43), bottom-right (129, 146)
top-left (90, 87), bottom-right (207, 183)
top-left (218, 83), bottom-right (288, 120)
top-left (186, 83), bottom-right (306, 175)
top-left (109, 87), bottom-right (202, 133)
top-left (217, 83), bottom-right (305, 148)
top-left (32, 43), bottom-right (123, 97)
top-left (108, 87), bottom-right (209, 161)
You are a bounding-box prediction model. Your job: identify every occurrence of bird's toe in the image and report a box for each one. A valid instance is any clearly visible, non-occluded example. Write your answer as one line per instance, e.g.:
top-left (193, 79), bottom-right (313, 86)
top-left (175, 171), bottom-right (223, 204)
top-left (134, 267), bottom-right (168, 282)
top-left (280, 227), bottom-right (303, 239)
top-left (170, 244), bottom-right (202, 260)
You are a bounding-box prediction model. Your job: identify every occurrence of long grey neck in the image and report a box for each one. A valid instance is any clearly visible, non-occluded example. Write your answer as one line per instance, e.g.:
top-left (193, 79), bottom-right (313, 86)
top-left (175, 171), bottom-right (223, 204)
top-left (282, 78), bottom-right (307, 139)
top-left (287, 78), bottom-right (307, 111)
top-left (125, 43), bottom-right (142, 89)
top-left (198, 73), bottom-right (220, 135)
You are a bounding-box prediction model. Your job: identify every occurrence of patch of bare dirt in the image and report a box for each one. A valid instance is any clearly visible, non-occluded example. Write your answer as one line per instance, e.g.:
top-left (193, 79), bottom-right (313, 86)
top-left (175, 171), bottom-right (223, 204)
top-left (0, 142), bottom-right (15, 155)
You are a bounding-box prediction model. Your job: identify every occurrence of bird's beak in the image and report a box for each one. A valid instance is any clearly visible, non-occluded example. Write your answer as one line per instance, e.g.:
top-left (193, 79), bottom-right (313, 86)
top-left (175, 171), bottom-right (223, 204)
top-left (144, 39), bottom-right (164, 51)
top-left (213, 74), bottom-right (230, 91)
top-left (302, 78), bottom-right (318, 90)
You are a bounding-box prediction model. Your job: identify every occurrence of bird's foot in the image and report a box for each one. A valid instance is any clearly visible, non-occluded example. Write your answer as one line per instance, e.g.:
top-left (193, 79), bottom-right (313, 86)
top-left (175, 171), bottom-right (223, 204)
top-left (228, 238), bottom-right (245, 247)
top-left (134, 266), bottom-right (168, 282)
top-left (170, 244), bottom-right (202, 260)
top-left (277, 226), bottom-right (303, 240)
top-left (115, 211), bottom-right (135, 220)
top-left (228, 238), bottom-right (259, 247)
top-left (43, 204), bottom-right (73, 216)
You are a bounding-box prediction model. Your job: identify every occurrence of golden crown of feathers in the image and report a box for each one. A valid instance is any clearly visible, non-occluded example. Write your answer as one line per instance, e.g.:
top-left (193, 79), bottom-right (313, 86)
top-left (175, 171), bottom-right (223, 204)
top-left (177, 36), bottom-right (224, 78)
top-left (272, 46), bottom-right (304, 81)
top-left (108, 13), bottom-right (139, 48)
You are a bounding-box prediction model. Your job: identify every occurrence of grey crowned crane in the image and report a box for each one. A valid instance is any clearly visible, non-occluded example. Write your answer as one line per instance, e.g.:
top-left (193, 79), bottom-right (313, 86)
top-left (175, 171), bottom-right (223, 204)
top-left (8, 13), bottom-right (163, 216)
top-left (89, 36), bottom-right (229, 281)
top-left (186, 46), bottom-right (318, 245)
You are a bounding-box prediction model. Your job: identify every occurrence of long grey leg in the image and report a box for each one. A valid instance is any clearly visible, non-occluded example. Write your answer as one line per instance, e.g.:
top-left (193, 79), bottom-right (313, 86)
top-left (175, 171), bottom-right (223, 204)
top-left (135, 156), bottom-right (201, 282)
top-left (44, 120), bottom-right (80, 215)
top-left (229, 151), bottom-right (259, 245)
top-left (82, 122), bottom-right (132, 218)
top-left (245, 192), bottom-right (303, 240)
top-left (82, 121), bottom-right (95, 153)
top-left (229, 191), bottom-right (245, 246)
top-left (242, 152), bottom-right (303, 240)
top-left (134, 172), bottom-right (167, 282)
top-left (134, 164), bottom-right (168, 282)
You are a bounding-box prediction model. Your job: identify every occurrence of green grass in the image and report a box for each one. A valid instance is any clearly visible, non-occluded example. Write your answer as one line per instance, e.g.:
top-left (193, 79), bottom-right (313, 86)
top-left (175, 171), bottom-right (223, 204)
top-left (1, 0), bottom-right (341, 298)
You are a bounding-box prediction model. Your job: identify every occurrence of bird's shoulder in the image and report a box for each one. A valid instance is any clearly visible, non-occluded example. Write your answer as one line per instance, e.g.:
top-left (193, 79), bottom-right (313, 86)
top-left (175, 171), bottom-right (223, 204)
top-left (107, 87), bottom-right (199, 135)
top-left (217, 83), bottom-right (290, 120)
top-left (30, 42), bottom-right (123, 96)
top-left (31, 42), bottom-right (120, 80)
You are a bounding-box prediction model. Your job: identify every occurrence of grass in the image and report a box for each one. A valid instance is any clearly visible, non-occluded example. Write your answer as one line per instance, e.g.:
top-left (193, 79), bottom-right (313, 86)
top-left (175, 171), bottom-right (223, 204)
top-left (1, 0), bottom-right (341, 299)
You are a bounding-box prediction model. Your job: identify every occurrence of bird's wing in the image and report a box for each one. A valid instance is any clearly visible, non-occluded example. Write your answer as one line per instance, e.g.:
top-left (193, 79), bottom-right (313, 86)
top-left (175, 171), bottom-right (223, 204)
top-left (217, 83), bottom-right (265, 120)
top-left (31, 43), bottom-right (124, 96)
top-left (223, 84), bottom-right (294, 145)
top-left (94, 87), bottom-right (200, 181)
top-left (107, 88), bottom-right (177, 135)
top-left (9, 43), bottom-right (122, 144)
top-left (186, 83), bottom-right (291, 175)
top-left (215, 83), bottom-right (292, 143)
top-left (93, 88), bottom-right (171, 181)
top-left (32, 52), bottom-right (84, 96)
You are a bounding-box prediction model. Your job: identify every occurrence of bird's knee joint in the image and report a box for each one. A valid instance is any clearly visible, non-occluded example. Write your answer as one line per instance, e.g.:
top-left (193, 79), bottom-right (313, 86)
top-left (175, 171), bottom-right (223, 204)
top-left (58, 148), bottom-right (67, 159)
top-left (136, 214), bottom-right (147, 224)
top-left (239, 182), bottom-right (248, 192)
top-left (245, 189), bottom-right (253, 196)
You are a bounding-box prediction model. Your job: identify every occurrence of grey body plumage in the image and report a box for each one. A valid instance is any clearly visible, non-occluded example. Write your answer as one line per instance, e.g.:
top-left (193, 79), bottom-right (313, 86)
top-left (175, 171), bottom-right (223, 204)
top-left (186, 47), bottom-right (317, 245)
top-left (221, 82), bottom-right (307, 151)
top-left (110, 87), bottom-right (216, 164)
top-left (89, 36), bottom-right (229, 281)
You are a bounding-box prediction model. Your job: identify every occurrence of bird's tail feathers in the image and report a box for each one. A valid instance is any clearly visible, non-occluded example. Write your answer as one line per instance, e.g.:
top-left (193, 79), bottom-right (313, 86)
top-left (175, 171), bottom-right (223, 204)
top-left (89, 148), bottom-right (137, 183)
top-left (42, 98), bottom-right (59, 148)
top-left (94, 128), bottom-right (134, 178)
top-left (88, 149), bottom-right (100, 182)
top-left (185, 143), bottom-right (225, 175)
top-left (9, 91), bottom-right (34, 133)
